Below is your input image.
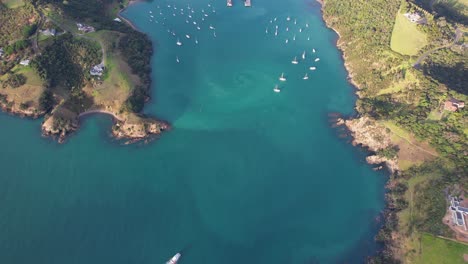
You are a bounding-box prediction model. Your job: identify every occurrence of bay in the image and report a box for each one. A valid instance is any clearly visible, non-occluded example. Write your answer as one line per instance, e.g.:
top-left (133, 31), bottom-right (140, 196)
top-left (0, 0), bottom-right (386, 263)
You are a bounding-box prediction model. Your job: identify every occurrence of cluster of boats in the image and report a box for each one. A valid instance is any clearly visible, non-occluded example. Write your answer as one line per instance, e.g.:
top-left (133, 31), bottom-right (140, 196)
top-left (268, 16), bottom-right (322, 93)
top-left (148, 2), bottom-right (217, 63)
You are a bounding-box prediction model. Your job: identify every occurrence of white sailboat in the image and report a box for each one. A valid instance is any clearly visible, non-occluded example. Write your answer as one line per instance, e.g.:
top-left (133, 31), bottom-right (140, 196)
top-left (302, 51), bottom-right (306, 60)
top-left (309, 66), bottom-right (316, 70)
top-left (195, 38), bottom-right (198, 44)
top-left (286, 27), bottom-right (289, 32)
top-left (293, 35), bottom-right (296, 41)
top-left (274, 17), bottom-right (277, 21)
top-left (213, 31), bottom-right (217, 38)
top-left (294, 19), bottom-right (297, 25)
top-left (275, 29), bottom-right (278, 36)
top-left (186, 34), bottom-right (191, 39)
top-left (197, 26), bottom-right (201, 30)
top-left (176, 56), bottom-right (180, 63)
top-left (312, 48), bottom-right (316, 53)
top-left (273, 84), bottom-right (281, 93)
top-left (307, 36), bottom-right (310, 41)
top-left (279, 73), bottom-right (286, 81)
top-left (209, 25), bottom-right (215, 30)
top-left (285, 39), bottom-right (288, 44)
top-left (286, 16), bottom-right (290, 21)
top-left (266, 28), bottom-right (268, 34)
top-left (303, 73), bottom-right (309, 80)
top-left (299, 28), bottom-right (302, 33)
top-left (306, 23), bottom-right (309, 27)
top-left (291, 56), bottom-right (298, 64)
top-left (176, 38), bottom-right (182, 46)
top-left (315, 58), bottom-right (320, 62)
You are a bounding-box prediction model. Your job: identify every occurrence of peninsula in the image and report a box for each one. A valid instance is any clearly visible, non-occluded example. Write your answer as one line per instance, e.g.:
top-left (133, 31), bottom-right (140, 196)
top-left (322, 0), bottom-right (467, 262)
top-left (0, 0), bottom-right (168, 143)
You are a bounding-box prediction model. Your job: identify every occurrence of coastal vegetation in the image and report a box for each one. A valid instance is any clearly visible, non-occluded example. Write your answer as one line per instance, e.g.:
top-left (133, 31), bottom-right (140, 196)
top-left (323, 0), bottom-right (467, 262)
top-left (0, 0), bottom-right (166, 142)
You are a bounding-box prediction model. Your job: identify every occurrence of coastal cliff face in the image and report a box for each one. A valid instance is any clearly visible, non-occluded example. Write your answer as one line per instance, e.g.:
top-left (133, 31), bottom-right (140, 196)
top-left (0, 0), bottom-right (167, 143)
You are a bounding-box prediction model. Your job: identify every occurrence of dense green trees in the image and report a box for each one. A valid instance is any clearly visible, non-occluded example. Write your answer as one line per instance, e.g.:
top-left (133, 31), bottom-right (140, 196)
top-left (32, 33), bottom-right (100, 91)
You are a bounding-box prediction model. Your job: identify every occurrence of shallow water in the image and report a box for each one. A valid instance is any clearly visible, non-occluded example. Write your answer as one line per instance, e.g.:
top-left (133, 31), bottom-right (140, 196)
top-left (0, 0), bottom-right (385, 263)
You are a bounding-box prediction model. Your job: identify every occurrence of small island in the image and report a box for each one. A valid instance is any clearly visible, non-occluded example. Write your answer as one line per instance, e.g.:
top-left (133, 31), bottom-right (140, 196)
top-left (0, 0), bottom-right (168, 143)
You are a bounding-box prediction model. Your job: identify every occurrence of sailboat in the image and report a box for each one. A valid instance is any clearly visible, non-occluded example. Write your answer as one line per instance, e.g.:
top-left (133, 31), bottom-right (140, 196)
top-left (209, 25), bottom-right (215, 30)
top-left (299, 28), bottom-right (302, 33)
top-left (291, 56), bottom-right (298, 64)
top-left (186, 34), bottom-right (191, 39)
top-left (302, 51), bottom-right (306, 60)
top-left (286, 16), bottom-right (291, 21)
top-left (309, 66), bottom-right (316, 70)
top-left (286, 27), bottom-right (289, 32)
top-left (274, 29), bottom-right (278, 36)
top-left (176, 38), bottom-right (182, 46)
top-left (306, 23), bottom-right (309, 27)
top-left (294, 19), bottom-right (297, 25)
top-left (312, 48), bottom-right (316, 53)
top-left (197, 26), bottom-right (201, 30)
top-left (315, 58), bottom-right (320, 62)
top-left (279, 73), bottom-right (286, 81)
top-left (307, 36), bottom-right (310, 41)
top-left (265, 28), bottom-right (268, 34)
top-left (293, 35), bottom-right (296, 41)
top-left (213, 31), bottom-right (217, 38)
top-left (176, 56), bottom-right (180, 63)
top-left (195, 38), bottom-right (198, 44)
top-left (303, 73), bottom-right (309, 80)
top-left (285, 39), bottom-right (288, 44)
top-left (273, 84), bottom-right (281, 93)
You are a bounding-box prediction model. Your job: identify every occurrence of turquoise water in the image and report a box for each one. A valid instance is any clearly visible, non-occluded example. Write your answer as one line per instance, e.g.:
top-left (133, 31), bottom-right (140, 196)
top-left (0, 0), bottom-right (386, 263)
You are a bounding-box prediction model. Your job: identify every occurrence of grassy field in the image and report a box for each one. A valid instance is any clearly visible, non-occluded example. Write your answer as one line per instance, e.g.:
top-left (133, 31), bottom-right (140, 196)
top-left (390, 10), bottom-right (428, 56)
top-left (82, 30), bottom-right (137, 113)
top-left (381, 121), bottom-right (437, 170)
top-left (1, 0), bottom-right (24, 8)
top-left (0, 66), bottom-right (45, 111)
top-left (414, 233), bottom-right (468, 264)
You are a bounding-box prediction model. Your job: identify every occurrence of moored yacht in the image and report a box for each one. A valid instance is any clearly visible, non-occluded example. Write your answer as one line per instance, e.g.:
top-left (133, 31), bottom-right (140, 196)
top-left (315, 58), bottom-right (320, 62)
top-left (312, 48), bottom-right (316, 53)
top-left (273, 84), bottom-right (281, 93)
top-left (303, 73), bottom-right (309, 80)
top-left (291, 56), bottom-right (298, 64)
top-left (302, 51), bottom-right (306, 60)
top-left (309, 66), bottom-right (316, 70)
top-left (279, 73), bottom-right (286, 81)
top-left (186, 34), bottom-right (190, 39)
top-left (176, 38), bottom-right (182, 46)
top-left (176, 56), bottom-right (180, 63)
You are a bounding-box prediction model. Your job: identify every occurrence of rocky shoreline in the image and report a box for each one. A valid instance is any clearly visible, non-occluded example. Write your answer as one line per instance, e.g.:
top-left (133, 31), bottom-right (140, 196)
top-left (320, 0), bottom-right (400, 261)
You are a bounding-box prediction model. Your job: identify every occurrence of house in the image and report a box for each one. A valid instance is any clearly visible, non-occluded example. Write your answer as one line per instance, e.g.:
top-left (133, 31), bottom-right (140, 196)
top-left (444, 98), bottom-right (465, 112)
top-left (40, 28), bottom-right (57, 36)
top-left (20, 59), bottom-right (30, 66)
top-left (449, 196), bottom-right (468, 230)
top-left (0, 47), bottom-right (4, 57)
top-left (90, 63), bottom-right (104, 76)
top-left (404, 12), bottom-right (425, 24)
top-left (76, 23), bottom-right (95, 33)
top-left (113, 18), bottom-right (122, 22)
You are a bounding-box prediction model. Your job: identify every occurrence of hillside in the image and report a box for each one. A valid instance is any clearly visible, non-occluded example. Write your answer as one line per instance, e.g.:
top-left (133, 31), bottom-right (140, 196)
top-left (0, 0), bottom-right (168, 143)
top-left (322, 0), bottom-right (467, 262)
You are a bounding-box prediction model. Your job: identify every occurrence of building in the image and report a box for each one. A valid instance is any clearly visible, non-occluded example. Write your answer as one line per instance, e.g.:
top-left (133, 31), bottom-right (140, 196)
top-left (90, 63), bottom-right (104, 76)
top-left (449, 196), bottom-right (468, 230)
top-left (40, 28), bottom-right (57, 36)
top-left (20, 59), bottom-right (30, 66)
top-left (113, 18), bottom-right (122, 22)
top-left (444, 98), bottom-right (465, 112)
top-left (76, 23), bottom-right (95, 33)
top-left (404, 12), bottom-right (424, 24)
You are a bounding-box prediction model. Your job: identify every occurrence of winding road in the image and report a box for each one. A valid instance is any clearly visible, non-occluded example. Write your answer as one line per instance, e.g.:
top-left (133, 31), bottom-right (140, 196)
top-left (413, 28), bottom-right (463, 68)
